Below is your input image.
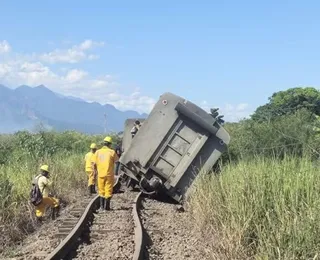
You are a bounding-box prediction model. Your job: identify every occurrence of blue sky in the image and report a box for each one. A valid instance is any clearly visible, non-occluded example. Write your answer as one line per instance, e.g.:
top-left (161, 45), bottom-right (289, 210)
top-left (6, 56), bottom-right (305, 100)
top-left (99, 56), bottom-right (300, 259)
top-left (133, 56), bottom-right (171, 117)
top-left (0, 1), bottom-right (319, 121)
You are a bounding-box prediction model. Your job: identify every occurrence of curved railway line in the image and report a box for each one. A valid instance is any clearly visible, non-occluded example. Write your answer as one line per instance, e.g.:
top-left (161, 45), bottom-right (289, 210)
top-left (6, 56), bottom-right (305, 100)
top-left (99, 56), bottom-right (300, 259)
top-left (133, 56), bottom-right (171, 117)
top-left (41, 179), bottom-right (145, 260)
top-left (6, 182), bottom-right (207, 260)
top-left (30, 188), bottom-right (201, 260)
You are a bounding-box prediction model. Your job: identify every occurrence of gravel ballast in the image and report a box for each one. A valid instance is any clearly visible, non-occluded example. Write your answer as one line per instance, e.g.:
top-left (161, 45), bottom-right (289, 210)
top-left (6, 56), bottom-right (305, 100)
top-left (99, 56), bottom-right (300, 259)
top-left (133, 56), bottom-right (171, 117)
top-left (141, 197), bottom-right (210, 260)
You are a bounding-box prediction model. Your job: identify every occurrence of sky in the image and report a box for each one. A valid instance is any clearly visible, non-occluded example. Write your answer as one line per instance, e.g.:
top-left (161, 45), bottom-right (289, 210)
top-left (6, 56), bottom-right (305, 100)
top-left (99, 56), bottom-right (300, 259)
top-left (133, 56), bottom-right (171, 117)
top-left (0, 1), bottom-right (320, 121)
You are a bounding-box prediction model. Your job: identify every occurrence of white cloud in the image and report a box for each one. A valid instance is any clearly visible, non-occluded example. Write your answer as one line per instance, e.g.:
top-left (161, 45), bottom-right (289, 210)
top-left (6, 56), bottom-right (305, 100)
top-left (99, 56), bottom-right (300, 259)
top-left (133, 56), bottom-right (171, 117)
top-left (106, 92), bottom-right (156, 113)
top-left (0, 61), bottom-right (60, 87)
top-left (92, 79), bottom-right (109, 88)
top-left (88, 54), bottom-right (99, 60)
top-left (0, 39), bottom-right (156, 113)
top-left (201, 100), bottom-right (252, 122)
top-left (0, 40), bottom-right (11, 54)
top-left (78, 39), bottom-right (104, 50)
top-left (63, 75), bottom-right (156, 113)
top-left (3, 41), bottom-right (247, 116)
top-left (0, 63), bottom-right (155, 114)
top-left (235, 103), bottom-right (248, 111)
top-left (65, 69), bottom-right (87, 83)
top-left (39, 39), bottom-right (104, 64)
top-left (0, 63), bottom-right (12, 77)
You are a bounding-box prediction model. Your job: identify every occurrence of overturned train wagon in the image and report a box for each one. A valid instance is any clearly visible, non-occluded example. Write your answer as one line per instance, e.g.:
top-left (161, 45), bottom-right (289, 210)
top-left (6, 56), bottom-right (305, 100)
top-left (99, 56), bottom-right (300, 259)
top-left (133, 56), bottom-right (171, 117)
top-left (119, 92), bottom-right (230, 202)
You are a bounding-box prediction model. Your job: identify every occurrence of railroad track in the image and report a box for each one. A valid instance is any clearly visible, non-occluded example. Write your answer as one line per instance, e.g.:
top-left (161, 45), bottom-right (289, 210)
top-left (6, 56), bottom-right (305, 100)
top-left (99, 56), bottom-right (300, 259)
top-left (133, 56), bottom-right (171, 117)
top-left (3, 182), bottom-right (206, 260)
top-left (43, 178), bottom-right (145, 260)
top-left (13, 179), bottom-right (197, 260)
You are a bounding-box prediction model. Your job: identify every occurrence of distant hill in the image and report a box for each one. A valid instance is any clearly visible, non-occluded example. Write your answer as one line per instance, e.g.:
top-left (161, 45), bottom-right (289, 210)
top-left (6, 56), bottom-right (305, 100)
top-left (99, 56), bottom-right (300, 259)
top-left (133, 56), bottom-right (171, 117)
top-left (0, 84), bottom-right (148, 134)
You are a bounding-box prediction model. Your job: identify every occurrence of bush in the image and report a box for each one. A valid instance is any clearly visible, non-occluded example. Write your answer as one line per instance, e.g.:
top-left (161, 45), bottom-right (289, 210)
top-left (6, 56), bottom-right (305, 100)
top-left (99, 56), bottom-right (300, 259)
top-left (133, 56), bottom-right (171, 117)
top-left (223, 109), bottom-right (318, 162)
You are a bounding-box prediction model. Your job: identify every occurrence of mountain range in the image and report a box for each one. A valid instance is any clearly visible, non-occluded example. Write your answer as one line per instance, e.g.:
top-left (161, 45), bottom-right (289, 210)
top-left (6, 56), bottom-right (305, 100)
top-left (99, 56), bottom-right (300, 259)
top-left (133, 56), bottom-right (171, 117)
top-left (0, 84), bottom-right (148, 134)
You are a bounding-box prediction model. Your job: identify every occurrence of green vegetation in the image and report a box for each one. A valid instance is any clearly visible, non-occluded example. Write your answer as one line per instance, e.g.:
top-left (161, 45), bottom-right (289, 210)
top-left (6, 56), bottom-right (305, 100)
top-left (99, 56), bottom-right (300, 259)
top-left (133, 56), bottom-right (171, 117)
top-left (0, 130), bottom-right (120, 250)
top-left (1, 86), bottom-right (320, 258)
top-left (252, 87), bottom-right (320, 122)
top-left (191, 157), bottom-right (320, 259)
top-left (189, 87), bottom-right (320, 259)
top-left (224, 109), bottom-right (319, 162)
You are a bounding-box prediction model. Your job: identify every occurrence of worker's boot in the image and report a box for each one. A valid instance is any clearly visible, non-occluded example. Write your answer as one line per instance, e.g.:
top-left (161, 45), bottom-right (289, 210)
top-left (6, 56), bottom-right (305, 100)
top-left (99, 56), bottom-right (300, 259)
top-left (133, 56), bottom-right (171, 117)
top-left (55, 205), bottom-right (61, 218)
top-left (99, 196), bottom-right (104, 212)
top-left (91, 185), bottom-right (96, 194)
top-left (88, 185), bottom-right (92, 195)
top-left (51, 208), bottom-right (56, 220)
top-left (104, 198), bottom-right (111, 211)
top-left (36, 216), bottom-right (43, 224)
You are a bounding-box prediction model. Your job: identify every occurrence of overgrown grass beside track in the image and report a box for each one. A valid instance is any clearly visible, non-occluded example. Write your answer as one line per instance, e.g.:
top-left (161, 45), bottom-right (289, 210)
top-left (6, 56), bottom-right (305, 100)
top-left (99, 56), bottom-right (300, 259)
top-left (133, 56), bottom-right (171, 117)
top-left (190, 157), bottom-right (320, 259)
top-left (0, 130), bottom-right (120, 251)
top-left (185, 110), bottom-right (320, 259)
top-left (0, 153), bottom-right (86, 250)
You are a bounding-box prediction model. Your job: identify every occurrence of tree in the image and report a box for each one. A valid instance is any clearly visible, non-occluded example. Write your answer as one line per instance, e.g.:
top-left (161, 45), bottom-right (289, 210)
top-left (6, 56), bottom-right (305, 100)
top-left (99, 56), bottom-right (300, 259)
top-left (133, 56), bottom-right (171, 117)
top-left (252, 87), bottom-right (320, 122)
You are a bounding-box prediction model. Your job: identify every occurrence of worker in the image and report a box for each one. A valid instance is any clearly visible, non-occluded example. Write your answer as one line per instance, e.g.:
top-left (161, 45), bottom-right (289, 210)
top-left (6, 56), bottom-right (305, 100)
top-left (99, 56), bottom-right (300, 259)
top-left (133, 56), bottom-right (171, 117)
top-left (85, 143), bottom-right (97, 195)
top-left (33, 165), bottom-right (60, 221)
top-left (130, 120), bottom-right (141, 138)
top-left (114, 141), bottom-right (122, 176)
top-left (92, 136), bottom-right (119, 211)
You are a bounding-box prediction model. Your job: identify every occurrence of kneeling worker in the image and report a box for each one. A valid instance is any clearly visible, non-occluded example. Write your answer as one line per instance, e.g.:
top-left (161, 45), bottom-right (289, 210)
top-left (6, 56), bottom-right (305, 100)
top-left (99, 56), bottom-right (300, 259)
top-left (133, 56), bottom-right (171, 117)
top-left (93, 136), bottom-right (119, 211)
top-left (33, 165), bottom-right (60, 221)
top-left (85, 143), bottom-right (97, 194)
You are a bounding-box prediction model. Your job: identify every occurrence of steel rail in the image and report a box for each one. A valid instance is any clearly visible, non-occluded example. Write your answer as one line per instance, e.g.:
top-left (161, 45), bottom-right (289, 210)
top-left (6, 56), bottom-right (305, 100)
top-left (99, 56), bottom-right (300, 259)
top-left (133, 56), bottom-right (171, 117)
top-left (132, 191), bottom-right (144, 260)
top-left (45, 194), bottom-right (99, 260)
top-left (45, 178), bottom-right (145, 260)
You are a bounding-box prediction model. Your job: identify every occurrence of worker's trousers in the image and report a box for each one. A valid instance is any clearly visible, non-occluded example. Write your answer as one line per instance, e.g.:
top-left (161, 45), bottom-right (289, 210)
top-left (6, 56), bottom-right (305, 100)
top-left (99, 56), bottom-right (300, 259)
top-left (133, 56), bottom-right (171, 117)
top-left (86, 170), bottom-right (95, 186)
top-left (35, 197), bottom-right (60, 217)
top-left (97, 175), bottom-right (114, 199)
top-left (115, 162), bottom-right (120, 176)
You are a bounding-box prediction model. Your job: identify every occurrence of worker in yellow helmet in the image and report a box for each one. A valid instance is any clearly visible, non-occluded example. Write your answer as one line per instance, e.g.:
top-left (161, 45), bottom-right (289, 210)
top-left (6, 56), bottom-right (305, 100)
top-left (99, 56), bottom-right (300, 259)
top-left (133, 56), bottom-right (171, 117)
top-left (84, 143), bottom-right (97, 195)
top-left (33, 165), bottom-right (60, 221)
top-left (92, 136), bottom-right (119, 211)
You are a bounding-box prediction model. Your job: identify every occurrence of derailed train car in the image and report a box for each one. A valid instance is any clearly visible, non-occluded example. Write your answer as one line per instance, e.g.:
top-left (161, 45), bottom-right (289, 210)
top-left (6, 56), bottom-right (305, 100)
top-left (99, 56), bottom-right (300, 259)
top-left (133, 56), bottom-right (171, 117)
top-left (119, 92), bottom-right (230, 203)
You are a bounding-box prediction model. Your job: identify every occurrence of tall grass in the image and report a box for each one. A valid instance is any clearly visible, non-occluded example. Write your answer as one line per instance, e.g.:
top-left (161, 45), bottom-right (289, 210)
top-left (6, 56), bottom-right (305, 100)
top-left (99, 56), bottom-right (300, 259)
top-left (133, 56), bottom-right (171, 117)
top-left (0, 130), bottom-right (121, 250)
top-left (189, 156), bottom-right (320, 259)
top-left (0, 153), bottom-right (87, 250)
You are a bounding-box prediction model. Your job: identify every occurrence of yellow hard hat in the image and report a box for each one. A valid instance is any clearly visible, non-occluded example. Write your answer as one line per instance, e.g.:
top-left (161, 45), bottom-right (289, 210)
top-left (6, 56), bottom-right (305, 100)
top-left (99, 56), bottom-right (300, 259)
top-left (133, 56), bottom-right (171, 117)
top-left (104, 136), bottom-right (112, 143)
top-left (90, 143), bottom-right (97, 149)
top-left (40, 165), bottom-right (49, 172)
